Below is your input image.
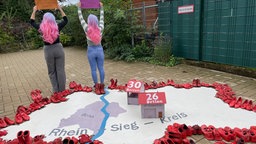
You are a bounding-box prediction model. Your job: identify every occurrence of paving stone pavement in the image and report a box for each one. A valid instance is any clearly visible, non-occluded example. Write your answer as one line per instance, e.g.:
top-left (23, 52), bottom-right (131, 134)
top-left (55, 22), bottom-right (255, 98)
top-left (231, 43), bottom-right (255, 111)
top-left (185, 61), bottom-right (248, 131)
top-left (0, 47), bottom-right (255, 143)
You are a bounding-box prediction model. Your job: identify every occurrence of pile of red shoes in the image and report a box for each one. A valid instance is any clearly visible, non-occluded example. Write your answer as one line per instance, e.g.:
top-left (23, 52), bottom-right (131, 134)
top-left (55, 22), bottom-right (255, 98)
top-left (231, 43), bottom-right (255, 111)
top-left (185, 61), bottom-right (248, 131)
top-left (0, 117), bottom-right (15, 129)
top-left (214, 82), bottom-right (256, 112)
top-left (0, 130), bottom-right (104, 144)
top-left (201, 125), bottom-right (256, 144)
top-left (69, 81), bottom-right (92, 93)
top-left (153, 123), bottom-right (195, 144)
top-left (108, 78), bottom-right (126, 91)
top-left (153, 123), bottom-right (256, 144)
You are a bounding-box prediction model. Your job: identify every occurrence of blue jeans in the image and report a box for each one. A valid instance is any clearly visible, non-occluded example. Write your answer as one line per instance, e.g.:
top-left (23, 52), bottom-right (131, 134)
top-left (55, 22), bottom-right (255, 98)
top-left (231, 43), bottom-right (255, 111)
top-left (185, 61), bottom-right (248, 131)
top-left (87, 45), bottom-right (105, 84)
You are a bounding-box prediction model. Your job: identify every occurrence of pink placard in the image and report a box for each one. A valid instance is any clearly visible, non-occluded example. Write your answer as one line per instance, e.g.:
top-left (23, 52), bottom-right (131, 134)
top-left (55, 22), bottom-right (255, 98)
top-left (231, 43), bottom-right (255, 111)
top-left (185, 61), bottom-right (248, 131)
top-left (80, 0), bottom-right (100, 9)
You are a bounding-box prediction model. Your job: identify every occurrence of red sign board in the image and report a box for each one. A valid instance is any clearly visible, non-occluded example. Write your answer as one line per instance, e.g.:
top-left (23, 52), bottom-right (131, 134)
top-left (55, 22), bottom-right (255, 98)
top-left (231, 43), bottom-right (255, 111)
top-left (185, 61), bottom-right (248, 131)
top-left (139, 92), bottom-right (166, 105)
top-left (126, 79), bottom-right (145, 93)
top-left (80, 0), bottom-right (100, 9)
top-left (178, 5), bottom-right (194, 14)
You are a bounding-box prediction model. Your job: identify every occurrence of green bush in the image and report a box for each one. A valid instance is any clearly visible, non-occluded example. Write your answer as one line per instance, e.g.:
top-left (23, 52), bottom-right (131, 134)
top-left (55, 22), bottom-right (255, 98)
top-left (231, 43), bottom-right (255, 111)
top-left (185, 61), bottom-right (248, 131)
top-left (132, 40), bottom-right (154, 59)
top-left (150, 35), bottom-right (178, 66)
top-left (0, 29), bottom-right (17, 53)
top-left (25, 28), bottom-right (43, 49)
top-left (60, 32), bottom-right (72, 46)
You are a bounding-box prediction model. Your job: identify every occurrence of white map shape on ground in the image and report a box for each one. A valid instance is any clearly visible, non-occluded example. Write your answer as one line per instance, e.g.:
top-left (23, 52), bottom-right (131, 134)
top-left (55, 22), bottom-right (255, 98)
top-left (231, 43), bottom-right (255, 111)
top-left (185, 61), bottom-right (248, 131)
top-left (58, 101), bottom-right (126, 135)
top-left (2, 86), bottom-right (256, 144)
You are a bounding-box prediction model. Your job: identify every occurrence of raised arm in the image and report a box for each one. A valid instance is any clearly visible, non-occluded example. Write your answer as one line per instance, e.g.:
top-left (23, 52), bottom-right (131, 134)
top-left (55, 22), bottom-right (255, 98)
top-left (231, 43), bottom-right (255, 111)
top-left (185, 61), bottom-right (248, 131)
top-left (30, 6), bottom-right (37, 20)
top-left (58, 5), bottom-right (66, 17)
top-left (30, 6), bottom-right (39, 29)
top-left (77, 2), bottom-right (88, 33)
top-left (99, 2), bottom-right (104, 31)
top-left (58, 5), bottom-right (68, 30)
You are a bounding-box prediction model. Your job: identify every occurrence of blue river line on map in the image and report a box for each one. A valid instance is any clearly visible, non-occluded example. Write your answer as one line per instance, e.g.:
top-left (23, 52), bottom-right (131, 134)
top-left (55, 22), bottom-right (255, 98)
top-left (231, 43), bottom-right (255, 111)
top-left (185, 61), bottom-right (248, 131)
top-left (92, 89), bottom-right (110, 140)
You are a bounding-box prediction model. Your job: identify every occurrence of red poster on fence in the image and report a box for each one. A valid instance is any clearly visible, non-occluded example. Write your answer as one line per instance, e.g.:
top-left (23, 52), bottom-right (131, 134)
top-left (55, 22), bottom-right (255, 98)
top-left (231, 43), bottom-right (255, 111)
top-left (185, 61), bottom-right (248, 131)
top-left (35, 0), bottom-right (58, 10)
top-left (80, 0), bottom-right (100, 9)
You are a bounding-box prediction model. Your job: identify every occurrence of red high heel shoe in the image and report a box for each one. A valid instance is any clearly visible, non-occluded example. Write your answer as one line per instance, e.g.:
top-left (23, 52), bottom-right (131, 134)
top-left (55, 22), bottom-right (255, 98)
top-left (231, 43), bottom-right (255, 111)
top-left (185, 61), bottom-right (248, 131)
top-left (78, 134), bottom-right (93, 143)
top-left (4, 116), bottom-right (15, 125)
top-left (108, 78), bottom-right (115, 89)
top-left (0, 130), bottom-right (7, 137)
top-left (234, 97), bottom-right (243, 108)
top-left (0, 118), bottom-right (7, 128)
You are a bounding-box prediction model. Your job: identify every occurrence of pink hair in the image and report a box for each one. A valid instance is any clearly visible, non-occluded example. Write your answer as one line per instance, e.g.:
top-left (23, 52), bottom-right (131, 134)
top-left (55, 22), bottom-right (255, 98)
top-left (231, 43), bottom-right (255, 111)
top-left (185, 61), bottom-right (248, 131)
top-left (87, 14), bottom-right (101, 45)
top-left (39, 12), bottom-right (59, 44)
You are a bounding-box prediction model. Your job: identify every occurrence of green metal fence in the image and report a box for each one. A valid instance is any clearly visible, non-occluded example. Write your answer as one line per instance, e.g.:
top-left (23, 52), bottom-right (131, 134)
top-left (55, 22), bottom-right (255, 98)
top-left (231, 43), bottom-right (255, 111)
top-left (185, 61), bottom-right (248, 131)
top-left (158, 0), bottom-right (256, 68)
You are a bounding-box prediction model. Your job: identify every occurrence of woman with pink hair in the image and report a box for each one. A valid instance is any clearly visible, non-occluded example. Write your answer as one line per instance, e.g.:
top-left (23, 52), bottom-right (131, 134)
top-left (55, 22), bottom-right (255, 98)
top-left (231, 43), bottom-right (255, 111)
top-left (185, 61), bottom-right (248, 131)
top-left (77, 2), bottom-right (105, 95)
top-left (30, 5), bottom-right (68, 93)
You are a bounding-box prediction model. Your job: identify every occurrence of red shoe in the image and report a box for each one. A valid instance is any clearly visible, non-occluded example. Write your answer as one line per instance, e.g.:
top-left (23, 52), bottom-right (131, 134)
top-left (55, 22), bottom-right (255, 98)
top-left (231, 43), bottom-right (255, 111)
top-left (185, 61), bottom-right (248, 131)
top-left (157, 81), bottom-right (166, 88)
top-left (179, 124), bottom-right (193, 137)
top-left (228, 97), bottom-right (237, 107)
top-left (21, 113), bottom-right (30, 121)
top-left (0, 130), bottom-right (7, 137)
top-left (33, 135), bottom-right (46, 143)
top-left (218, 127), bottom-right (235, 142)
top-left (100, 84), bottom-right (105, 94)
top-left (167, 79), bottom-right (175, 86)
top-left (29, 102), bottom-right (42, 112)
top-left (83, 86), bottom-right (92, 92)
top-left (41, 97), bottom-right (51, 105)
top-left (192, 79), bottom-right (201, 87)
top-left (113, 79), bottom-right (118, 89)
top-left (183, 83), bottom-right (193, 89)
top-left (0, 118), bottom-right (7, 128)
top-left (71, 136), bottom-right (79, 144)
top-left (165, 125), bottom-right (182, 138)
top-left (240, 100), bottom-right (249, 109)
top-left (4, 116), bottom-right (15, 125)
top-left (144, 82), bottom-right (149, 90)
top-left (5, 138), bottom-right (19, 144)
top-left (78, 134), bottom-right (92, 143)
top-left (62, 137), bottom-right (71, 144)
top-left (16, 105), bottom-right (31, 115)
top-left (117, 85), bottom-right (126, 91)
top-left (74, 84), bottom-right (83, 92)
top-left (224, 126), bottom-right (236, 141)
top-left (253, 105), bottom-right (256, 112)
top-left (154, 137), bottom-right (174, 144)
top-left (23, 130), bottom-right (32, 144)
top-left (192, 124), bottom-right (203, 135)
top-left (245, 100), bottom-right (253, 111)
top-left (201, 125), bottom-right (214, 140)
top-left (201, 82), bottom-right (211, 87)
top-left (150, 81), bottom-right (158, 89)
top-left (234, 97), bottom-right (243, 108)
top-left (240, 128), bottom-right (250, 142)
top-left (108, 78), bottom-right (115, 89)
top-left (91, 140), bottom-right (103, 144)
top-left (213, 128), bottom-right (222, 141)
top-left (94, 84), bottom-right (101, 95)
top-left (218, 127), bottom-right (230, 141)
top-left (15, 113), bottom-right (23, 124)
top-left (69, 81), bottom-right (77, 89)
top-left (52, 137), bottom-right (62, 144)
top-left (17, 131), bottom-right (25, 144)
top-left (250, 129), bottom-right (256, 143)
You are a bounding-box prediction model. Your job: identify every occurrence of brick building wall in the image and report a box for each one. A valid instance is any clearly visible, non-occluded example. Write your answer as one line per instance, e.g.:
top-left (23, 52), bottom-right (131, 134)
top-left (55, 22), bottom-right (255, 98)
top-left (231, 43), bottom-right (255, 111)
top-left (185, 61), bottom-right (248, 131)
top-left (131, 0), bottom-right (158, 31)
